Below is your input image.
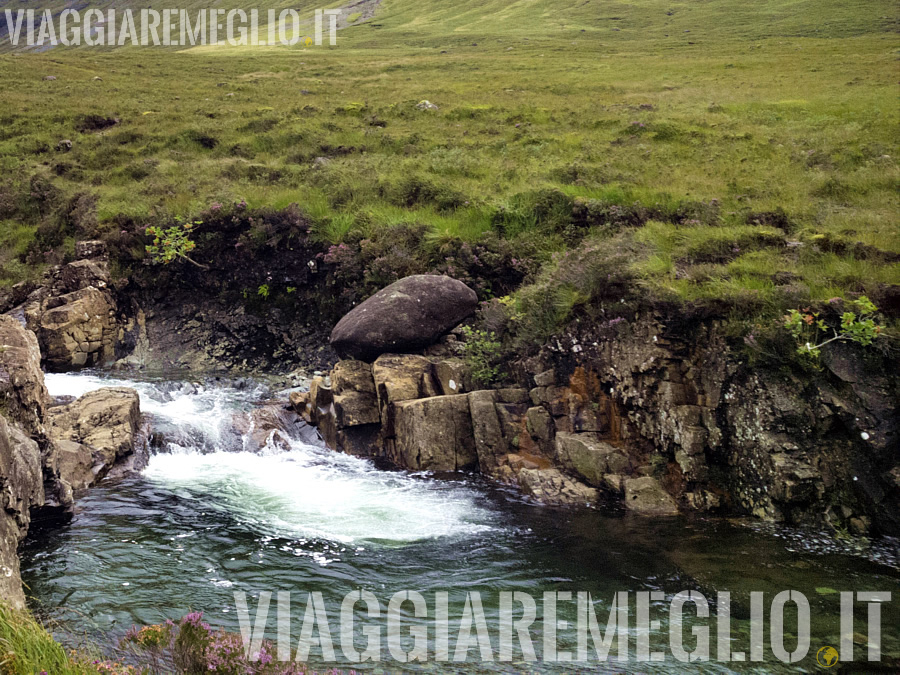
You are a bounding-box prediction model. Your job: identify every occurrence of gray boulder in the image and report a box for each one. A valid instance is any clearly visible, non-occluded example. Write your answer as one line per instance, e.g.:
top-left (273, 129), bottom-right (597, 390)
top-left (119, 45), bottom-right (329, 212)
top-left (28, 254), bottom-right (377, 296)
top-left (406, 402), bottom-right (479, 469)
top-left (624, 477), bottom-right (679, 515)
top-left (330, 275), bottom-right (478, 361)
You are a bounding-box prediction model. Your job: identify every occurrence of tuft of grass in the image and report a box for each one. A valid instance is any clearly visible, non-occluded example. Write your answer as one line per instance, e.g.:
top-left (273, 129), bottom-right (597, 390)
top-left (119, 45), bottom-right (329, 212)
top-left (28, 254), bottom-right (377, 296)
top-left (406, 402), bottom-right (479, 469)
top-left (0, 602), bottom-right (105, 674)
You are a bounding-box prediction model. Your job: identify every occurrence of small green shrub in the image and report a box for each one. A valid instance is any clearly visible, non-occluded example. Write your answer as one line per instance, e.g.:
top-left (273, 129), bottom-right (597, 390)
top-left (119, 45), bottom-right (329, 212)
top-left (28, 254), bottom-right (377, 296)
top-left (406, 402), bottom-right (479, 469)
top-left (783, 296), bottom-right (883, 362)
top-left (459, 325), bottom-right (505, 388)
top-left (145, 218), bottom-right (208, 269)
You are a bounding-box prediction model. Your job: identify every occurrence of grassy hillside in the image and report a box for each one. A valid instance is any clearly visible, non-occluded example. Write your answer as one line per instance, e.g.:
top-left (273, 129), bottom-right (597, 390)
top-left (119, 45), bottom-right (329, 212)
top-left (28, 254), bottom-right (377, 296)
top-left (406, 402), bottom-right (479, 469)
top-left (358, 0), bottom-right (897, 42)
top-left (0, 0), bottom-right (897, 346)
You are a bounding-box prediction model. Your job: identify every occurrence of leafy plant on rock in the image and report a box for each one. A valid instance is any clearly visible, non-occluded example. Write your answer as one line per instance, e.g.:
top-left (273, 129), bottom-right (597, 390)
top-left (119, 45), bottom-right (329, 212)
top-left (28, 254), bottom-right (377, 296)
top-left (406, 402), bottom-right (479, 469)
top-left (783, 296), bottom-right (882, 361)
top-left (459, 325), bottom-right (505, 388)
top-left (145, 218), bottom-right (208, 269)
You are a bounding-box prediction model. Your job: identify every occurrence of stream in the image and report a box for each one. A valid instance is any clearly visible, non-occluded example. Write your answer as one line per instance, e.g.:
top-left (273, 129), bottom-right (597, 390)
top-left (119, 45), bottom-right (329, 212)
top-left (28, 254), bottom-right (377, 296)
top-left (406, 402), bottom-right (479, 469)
top-left (20, 371), bottom-right (900, 673)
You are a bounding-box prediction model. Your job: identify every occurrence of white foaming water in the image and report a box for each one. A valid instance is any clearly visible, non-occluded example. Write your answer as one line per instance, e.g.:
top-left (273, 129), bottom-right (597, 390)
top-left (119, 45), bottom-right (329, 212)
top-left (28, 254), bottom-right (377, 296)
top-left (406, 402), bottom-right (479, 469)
top-left (44, 372), bottom-right (494, 545)
top-left (145, 440), bottom-right (493, 544)
top-left (45, 372), bottom-right (240, 446)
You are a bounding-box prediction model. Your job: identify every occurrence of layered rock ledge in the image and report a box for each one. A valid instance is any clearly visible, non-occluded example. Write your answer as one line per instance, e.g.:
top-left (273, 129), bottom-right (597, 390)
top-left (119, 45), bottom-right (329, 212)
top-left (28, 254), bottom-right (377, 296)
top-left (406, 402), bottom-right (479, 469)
top-left (298, 313), bottom-right (899, 535)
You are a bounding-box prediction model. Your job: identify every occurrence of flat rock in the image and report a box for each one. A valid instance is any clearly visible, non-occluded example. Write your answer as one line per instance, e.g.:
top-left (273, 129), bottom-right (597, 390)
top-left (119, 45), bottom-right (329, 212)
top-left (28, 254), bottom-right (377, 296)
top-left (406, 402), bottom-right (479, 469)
top-left (624, 476), bottom-right (679, 515)
top-left (517, 468), bottom-right (598, 506)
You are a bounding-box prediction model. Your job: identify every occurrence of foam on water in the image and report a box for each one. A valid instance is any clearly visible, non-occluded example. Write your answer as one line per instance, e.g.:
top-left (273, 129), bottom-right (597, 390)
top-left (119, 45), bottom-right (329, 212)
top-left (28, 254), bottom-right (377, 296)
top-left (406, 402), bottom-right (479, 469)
top-left (143, 441), bottom-right (493, 544)
top-left (44, 371), bottom-right (495, 545)
top-left (45, 372), bottom-right (240, 445)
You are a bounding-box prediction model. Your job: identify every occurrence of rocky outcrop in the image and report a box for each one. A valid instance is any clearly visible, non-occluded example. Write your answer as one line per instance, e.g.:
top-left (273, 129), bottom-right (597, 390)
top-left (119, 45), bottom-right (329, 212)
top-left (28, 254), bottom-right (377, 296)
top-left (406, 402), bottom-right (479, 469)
top-left (0, 315), bottom-right (49, 434)
top-left (0, 313), bottom-right (144, 605)
top-left (330, 275), bottom-right (478, 361)
top-left (523, 315), bottom-right (899, 533)
top-left (0, 415), bottom-right (44, 609)
top-left (0, 317), bottom-right (59, 608)
top-left (295, 354), bottom-right (602, 505)
top-left (45, 387), bottom-right (142, 491)
top-left (554, 432), bottom-right (630, 487)
top-left (18, 241), bottom-right (141, 372)
top-left (392, 395), bottom-right (478, 471)
top-left (27, 286), bottom-right (118, 370)
top-left (303, 311), bottom-right (899, 531)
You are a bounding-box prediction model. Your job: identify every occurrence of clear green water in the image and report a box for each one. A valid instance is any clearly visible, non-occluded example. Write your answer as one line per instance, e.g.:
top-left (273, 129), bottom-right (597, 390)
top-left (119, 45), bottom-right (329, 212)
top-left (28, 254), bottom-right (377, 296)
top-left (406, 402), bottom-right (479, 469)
top-left (20, 373), bottom-right (900, 673)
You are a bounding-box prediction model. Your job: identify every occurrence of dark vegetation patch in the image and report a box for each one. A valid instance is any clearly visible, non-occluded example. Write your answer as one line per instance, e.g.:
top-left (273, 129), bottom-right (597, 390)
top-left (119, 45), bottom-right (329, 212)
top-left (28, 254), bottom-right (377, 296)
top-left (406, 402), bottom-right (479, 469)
top-left (75, 115), bottom-right (120, 133)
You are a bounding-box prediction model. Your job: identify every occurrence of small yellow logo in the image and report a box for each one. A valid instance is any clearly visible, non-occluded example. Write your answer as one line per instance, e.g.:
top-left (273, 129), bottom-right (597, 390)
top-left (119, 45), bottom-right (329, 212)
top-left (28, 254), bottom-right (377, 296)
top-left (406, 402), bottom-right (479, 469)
top-left (817, 646), bottom-right (839, 667)
top-left (302, 36), bottom-right (313, 47)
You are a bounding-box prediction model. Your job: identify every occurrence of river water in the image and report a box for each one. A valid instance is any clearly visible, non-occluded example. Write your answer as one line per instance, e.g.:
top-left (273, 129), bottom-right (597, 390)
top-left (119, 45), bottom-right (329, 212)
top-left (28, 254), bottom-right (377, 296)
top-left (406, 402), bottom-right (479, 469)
top-left (20, 371), bottom-right (900, 673)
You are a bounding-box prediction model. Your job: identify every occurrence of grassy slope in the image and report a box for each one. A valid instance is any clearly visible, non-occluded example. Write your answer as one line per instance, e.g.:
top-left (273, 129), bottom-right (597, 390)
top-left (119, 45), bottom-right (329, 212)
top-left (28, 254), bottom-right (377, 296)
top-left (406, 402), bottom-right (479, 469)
top-left (0, 0), bottom-right (897, 325)
top-left (0, 602), bottom-right (113, 674)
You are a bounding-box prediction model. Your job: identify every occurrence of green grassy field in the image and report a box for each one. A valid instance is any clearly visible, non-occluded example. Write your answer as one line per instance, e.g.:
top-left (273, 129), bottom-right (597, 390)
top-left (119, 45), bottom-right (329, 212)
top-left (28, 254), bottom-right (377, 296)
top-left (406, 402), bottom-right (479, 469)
top-left (0, 0), bottom-right (897, 339)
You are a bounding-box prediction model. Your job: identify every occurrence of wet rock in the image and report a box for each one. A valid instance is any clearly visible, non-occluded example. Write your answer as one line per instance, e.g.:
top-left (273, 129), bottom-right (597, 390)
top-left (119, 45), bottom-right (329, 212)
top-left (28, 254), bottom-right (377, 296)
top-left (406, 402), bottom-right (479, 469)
top-left (468, 390), bottom-right (506, 473)
top-left (232, 401), bottom-right (302, 451)
top-left (54, 439), bottom-right (96, 492)
top-left (330, 275), bottom-right (478, 361)
top-left (517, 468), bottom-right (598, 506)
top-left (0, 415), bottom-right (44, 610)
top-left (392, 394), bottom-right (477, 471)
top-left (331, 360), bottom-right (379, 427)
top-left (624, 477), bottom-right (679, 515)
top-left (555, 432), bottom-right (629, 487)
top-left (0, 315), bottom-right (49, 434)
top-left (603, 473), bottom-right (627, 495)
top-left (308, 377), bottom-right (335, 444)
top-left (290, 391), bottom-right (312, 421)
top-left (46, 387), bottom-right (142, 484)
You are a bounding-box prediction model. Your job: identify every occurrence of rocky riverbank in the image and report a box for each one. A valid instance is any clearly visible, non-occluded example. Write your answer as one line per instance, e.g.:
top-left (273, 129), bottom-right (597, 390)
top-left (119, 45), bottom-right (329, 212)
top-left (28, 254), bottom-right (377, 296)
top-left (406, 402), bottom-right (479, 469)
top-left (295, 276), bottom-right (900, 536)
top-left (0, 314), bottom-right (144, 609)
top-left (1, 242), bottom-right (898, 609)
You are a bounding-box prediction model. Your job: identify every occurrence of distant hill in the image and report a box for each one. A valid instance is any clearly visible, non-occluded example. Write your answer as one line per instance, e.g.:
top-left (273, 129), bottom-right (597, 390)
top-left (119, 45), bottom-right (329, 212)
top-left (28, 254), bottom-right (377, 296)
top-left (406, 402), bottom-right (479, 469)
top-left (1, 0), bottom-right (896, 49)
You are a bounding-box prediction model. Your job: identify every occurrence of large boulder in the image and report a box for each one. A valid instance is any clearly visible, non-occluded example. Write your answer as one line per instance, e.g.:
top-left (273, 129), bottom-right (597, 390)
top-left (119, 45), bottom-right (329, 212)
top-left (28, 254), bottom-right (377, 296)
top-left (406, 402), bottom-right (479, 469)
top-left (517, 468), bottom-right (598, 506)
top-left (391, 394), bottom-right (478, 472)
top-left (330, 275), bottom-right (478, 361)
top-left (19, 245), bottom-right (138, 372)
top-left (624, 477), bottom-right (679, 515)
top-left (46, 387), bottom-right (142, 489)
